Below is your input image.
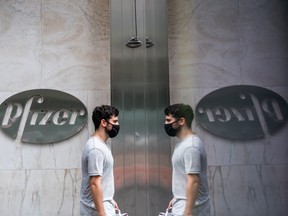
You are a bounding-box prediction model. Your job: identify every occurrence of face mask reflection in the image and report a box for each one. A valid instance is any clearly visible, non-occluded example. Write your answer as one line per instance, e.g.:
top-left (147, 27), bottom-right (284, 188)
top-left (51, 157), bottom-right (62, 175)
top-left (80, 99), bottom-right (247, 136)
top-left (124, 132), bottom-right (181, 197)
top-left (164, 121), bottom-right (180, 137)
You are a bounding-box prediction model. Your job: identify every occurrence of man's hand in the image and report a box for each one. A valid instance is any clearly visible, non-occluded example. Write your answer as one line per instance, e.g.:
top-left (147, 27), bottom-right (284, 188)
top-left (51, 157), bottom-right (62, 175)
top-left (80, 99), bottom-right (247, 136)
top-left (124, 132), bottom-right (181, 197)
top-left (167, 198), bottom-right (174, 211)
top-left (113, 199), bottom-right (119, 211)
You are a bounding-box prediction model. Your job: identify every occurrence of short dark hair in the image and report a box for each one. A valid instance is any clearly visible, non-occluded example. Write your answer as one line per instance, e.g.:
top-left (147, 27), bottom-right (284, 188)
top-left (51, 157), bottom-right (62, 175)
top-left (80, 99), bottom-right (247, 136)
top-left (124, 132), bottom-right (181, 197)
top-left (164, 103), bottom-right (194, 128)
top-left (92, 105), bottom-right (119, 130)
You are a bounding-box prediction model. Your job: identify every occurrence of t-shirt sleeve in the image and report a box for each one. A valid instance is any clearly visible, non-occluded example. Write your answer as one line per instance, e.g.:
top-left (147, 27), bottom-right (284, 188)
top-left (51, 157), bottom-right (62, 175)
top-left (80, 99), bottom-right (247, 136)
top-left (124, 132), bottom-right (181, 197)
top-left (183, 146), bottom-right (201, 174)
top-left (87, 149), bottom-right (104, 177)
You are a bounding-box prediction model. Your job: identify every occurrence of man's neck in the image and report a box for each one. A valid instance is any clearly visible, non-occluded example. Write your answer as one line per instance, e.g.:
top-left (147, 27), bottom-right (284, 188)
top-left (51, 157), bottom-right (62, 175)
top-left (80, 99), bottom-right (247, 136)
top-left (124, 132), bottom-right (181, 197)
top-left (93, 130), bottom-right (108, 143)
top-left (177, 128), bottom-right (193, 140)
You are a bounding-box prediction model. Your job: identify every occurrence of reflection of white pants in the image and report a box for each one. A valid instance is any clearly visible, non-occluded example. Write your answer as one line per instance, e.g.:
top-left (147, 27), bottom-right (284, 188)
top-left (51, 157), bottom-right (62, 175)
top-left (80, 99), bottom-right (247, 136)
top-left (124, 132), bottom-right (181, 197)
top-left (192, 200), bottom-right (211, 216)
top-left (172, 199), bottom-right (211, 216)
top-left (80, 201), bottom-right (115, 216)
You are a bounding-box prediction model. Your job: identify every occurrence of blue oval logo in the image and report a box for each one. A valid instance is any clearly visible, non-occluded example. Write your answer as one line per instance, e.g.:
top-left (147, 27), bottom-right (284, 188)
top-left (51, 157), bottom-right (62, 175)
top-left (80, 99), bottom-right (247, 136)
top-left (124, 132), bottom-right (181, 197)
top-left (0, 89), bottom-right (87, 143)
top-left (195, 85), bottom-right (288, 140)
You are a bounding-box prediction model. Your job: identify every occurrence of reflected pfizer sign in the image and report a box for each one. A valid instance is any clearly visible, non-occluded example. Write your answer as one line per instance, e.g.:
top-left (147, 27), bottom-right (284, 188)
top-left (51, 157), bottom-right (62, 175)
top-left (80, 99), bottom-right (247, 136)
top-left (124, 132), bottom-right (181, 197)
top-left (0, 89), bottom-right (87, 144)
top-left (195, 85), bottom-right (288, 140)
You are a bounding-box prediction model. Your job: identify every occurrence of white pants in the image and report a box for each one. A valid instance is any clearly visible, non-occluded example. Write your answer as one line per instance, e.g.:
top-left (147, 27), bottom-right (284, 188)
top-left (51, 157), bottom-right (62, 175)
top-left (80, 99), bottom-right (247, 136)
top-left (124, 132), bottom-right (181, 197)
top-left (80, 201), bottom-right (116, 216)
top-left (172, 199), bottom-right (211, 216)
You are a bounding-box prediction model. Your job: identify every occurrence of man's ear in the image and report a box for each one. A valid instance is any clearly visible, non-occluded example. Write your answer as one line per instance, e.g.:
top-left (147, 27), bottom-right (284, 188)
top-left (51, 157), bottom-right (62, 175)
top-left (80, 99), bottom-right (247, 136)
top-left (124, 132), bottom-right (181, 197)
top-left (178, 117), bottom-right (185, 126)
top-left (100, 119), bottom-right (107, 127)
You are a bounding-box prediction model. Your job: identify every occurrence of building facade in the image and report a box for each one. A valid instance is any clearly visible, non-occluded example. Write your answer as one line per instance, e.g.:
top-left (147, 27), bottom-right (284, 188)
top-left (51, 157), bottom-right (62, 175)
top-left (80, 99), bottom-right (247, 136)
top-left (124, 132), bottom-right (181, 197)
top-left (0, 0), bottom-right (287, 215)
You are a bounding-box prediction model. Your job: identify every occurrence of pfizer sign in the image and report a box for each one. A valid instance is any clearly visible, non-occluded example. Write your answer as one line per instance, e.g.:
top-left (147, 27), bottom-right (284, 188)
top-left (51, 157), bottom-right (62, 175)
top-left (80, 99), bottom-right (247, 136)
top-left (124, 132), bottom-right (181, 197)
top-left (195, 85), bottom-right (288, 140)
top-left (0, 89), bottom-right (87, 143)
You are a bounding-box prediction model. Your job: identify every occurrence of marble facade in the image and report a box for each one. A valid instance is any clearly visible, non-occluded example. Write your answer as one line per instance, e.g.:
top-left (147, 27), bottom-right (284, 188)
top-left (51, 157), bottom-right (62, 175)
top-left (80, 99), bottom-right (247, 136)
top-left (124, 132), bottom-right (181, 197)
top-left (0, 0), bottom-right (287, 215)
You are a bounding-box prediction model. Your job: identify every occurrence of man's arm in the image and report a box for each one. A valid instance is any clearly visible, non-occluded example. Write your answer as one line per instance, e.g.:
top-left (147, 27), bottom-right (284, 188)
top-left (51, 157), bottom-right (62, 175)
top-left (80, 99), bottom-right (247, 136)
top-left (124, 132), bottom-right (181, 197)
top-left (90, 175), bottom-right (105, 216)
top-left (184, 173), bottom-right (200, 216)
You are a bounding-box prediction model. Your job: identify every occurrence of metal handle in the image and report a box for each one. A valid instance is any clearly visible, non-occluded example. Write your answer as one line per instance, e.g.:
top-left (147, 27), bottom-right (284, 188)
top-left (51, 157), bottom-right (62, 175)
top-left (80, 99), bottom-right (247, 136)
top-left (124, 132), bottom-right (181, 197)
top-left (126, 37), bottom-right (142, 48)
top-left (146, 37), bottom-right (154, 48)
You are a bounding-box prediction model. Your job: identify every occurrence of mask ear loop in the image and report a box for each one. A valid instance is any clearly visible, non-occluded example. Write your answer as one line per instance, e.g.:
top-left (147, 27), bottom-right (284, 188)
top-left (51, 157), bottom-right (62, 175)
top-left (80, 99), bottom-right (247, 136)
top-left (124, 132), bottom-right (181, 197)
top-left (169, 120), bottom-right (178, 125)
top-left (105, 119), bottom-right (116, 126)
top-left (103, 119), bottom-right (111, 137)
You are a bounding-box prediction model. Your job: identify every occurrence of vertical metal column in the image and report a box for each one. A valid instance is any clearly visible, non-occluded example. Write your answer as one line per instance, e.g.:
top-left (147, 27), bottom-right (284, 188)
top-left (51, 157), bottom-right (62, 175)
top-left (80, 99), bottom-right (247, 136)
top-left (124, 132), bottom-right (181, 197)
top-left (111, 0), bottom-right (171, 215)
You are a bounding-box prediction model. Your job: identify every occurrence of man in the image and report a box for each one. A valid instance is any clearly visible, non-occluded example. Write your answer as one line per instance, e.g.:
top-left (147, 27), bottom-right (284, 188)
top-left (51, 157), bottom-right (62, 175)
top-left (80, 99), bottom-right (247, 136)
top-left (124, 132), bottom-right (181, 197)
top-left (80, 105), bottom-right (120, 216)
top-left (164, 103), bottom-right (210, 216)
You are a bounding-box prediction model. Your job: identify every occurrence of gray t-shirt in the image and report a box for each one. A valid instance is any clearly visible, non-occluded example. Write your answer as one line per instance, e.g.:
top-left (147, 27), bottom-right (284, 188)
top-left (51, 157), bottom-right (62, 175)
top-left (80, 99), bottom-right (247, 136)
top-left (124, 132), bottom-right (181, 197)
top-left (172, 135), bottom-right (210, 215)
top-left (80, 136), bottom-right (115, 214)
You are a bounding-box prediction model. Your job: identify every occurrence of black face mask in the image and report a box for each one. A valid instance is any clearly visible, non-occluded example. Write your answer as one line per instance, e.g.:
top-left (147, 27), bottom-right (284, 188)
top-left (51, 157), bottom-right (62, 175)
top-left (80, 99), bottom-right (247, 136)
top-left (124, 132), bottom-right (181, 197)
top-left (164, 121), bottom-right (180, 137)
top-left (105, 122), bottom-right (120, 138)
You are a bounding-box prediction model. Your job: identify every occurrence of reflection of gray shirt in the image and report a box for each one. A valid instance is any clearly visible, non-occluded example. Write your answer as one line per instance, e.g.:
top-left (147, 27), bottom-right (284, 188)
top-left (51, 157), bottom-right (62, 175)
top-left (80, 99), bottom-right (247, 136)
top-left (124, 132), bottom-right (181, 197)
top-left (172, 135), bottom-right (210, 215)
top-left (80, 137), bottom-right (114, 209)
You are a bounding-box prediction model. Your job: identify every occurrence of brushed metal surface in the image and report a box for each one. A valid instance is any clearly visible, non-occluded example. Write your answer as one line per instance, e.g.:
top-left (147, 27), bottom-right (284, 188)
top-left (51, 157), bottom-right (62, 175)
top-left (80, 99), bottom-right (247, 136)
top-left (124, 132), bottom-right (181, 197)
top-left (111, 0), bottom-right (171, 215)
